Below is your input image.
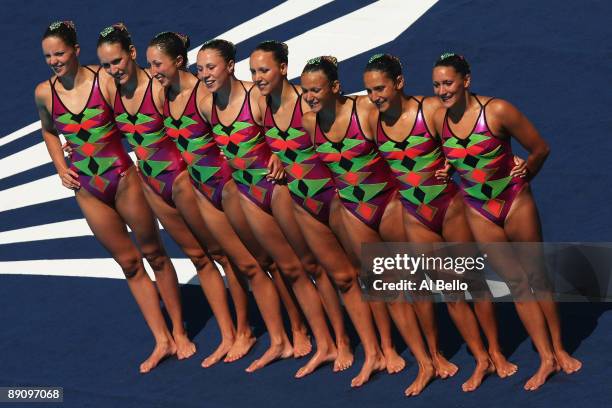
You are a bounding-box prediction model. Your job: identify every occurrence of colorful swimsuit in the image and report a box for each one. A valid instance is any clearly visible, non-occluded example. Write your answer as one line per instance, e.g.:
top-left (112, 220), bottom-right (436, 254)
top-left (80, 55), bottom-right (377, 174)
top-left (314, 99), bottom-right (398, 231)
top-left (114, 70), bottom-right (185, 206)
top-left (263, 89), bottom-right (336, 224)
top-left (50, 66), bottom-right (132, 206)
top-left (163, 81), bottom-right (231, 210)
top-left (376, 97), bottom-right (458, 233)
top-left (440, 95), bottom-right (525, 226)
top-left (211, 82), bottom-right (276, 213)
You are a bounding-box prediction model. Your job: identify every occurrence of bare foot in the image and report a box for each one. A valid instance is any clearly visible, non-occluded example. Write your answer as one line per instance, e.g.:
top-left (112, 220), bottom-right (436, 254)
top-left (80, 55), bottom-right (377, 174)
top-left (462, 359), bottom-right (495, 392)
top-left (333, 342), bottom-right (354, 372)
top-left (351, 353), bottom-right (386, 388)
top-left (201, 339), bottom-right (232, 368)
top-left (224, 334), bottom-right (257, 363)
top-left (140, 340), bottom-right (177, 373)
top-left (490, 349), bottom-right (518, 378)
top-left (383, 347), bottom-right (406, 374)
top-left (293, 329), bottom-right (312, 358)
top-left (245, 339), bottom-right (293, 373)
top-left (173, 331), bottom-right (196, 360)
top-left (432, 352), bottom-right (458, 379)
top-left (524, 358), bottom-right (559, 391)
top-left (295, 345), bottom-right (337, 378)
top-left (555, 349), bottom-right (582, 374)
top-left (404, 361), bottom-right (436, 397)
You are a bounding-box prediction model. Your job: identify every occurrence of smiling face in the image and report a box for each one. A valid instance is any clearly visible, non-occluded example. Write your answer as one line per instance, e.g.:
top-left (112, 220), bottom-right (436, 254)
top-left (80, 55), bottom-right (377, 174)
top-left (300, 70), bottom-right (339, 113)
top-left (363, 70), bottom-right (403, 112)
top-left (97, 42), bottom-right (136, 85)
top-left (146, 45), bottom-right (181, 88)
top-left (249, 50), bottom-right (286, 96)
top-left (42, 36), bottom-right (79, 78)
top-left (196, 48), bottom-right (234, 92)
top-left (432, 66), bottom-right (470, 108)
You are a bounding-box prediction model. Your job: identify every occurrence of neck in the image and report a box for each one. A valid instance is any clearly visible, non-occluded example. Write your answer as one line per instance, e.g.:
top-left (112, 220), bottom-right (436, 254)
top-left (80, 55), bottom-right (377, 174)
top-left (169, 71), bottom-right (186, 95)
top-left (381, 93), bottom-right (405, 123)
top-left (319, 95), bottom-right (346, 124)
top-left (58, 62), bottom-right (82, 89)
top-left (215, 76), bottom-right (241, 105)
top-left (448, 90), bottom-right (472, 121)
top-left (121, 64), bottom-right (141, 94)
top-left (269, 78), bottom-right (292, 110)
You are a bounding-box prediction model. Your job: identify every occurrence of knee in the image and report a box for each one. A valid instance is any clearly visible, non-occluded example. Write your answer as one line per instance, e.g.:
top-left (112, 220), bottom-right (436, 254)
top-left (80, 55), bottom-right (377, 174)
top-left (117, 253), bottom-right (143, 279)
top-left (207, 249), bottom-right (229, 270)
top-left (236, 261), bottom-right (261, 280)
top-left (278, 261), bottom-right (304, 284)
top-left (332, 269), bottom-right (356, 293)
top-left (142, 246), bottom-right (169, 272)
top-left (189, 252), bottom-right (212, 272)
top-left (505, 276), bottom-right (531, 299)
top-left (303, 261), bottom-right (322, 280)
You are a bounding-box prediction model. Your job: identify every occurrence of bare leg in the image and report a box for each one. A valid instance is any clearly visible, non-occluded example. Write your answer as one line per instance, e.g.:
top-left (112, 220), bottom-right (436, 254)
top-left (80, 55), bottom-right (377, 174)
top-left (505, 186), bottom-right (581, 375)
top-left (136, 174), bottom-right (196, 360)
top-left (239, 186), bottom-right (336, 378)
top-left (276, 198), bottom-right (353, 371)
top-left (75, 180), bottom-right (175, 373)
top-left (170, 172), bottom-right (238, 368)
top-left (465, 198), bottom-right (559, 391)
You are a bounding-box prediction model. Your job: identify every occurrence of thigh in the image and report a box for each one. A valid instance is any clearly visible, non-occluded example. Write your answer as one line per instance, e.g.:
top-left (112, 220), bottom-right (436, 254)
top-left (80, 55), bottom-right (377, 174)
top-left (441, 194), bottom-right (474, 242)
top-left (378, 196), bottom-right (407, 242)
top-left (504, 184), bottom-right (543, 242)
top-left (75, 188), bottom-right (140, 261)
top-left (114, 169), bottom-right (165, 251)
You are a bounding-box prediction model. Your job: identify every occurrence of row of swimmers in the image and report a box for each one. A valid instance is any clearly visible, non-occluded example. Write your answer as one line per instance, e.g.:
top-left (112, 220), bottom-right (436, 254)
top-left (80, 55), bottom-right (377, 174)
top-left (35, 21), bottom-right (581, 395)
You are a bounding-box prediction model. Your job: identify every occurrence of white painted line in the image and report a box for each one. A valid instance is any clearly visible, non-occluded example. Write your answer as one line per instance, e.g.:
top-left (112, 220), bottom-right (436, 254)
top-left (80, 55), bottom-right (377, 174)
top-left (187, 0), bottom-right (333, 65)
top-left (0, 258), bottom-right (225, 285)
top-left (0, 141), bottom-right (51, 180)
top-left (0, 219), bottom-right (93, 244)
top-left (0, 175), bottom-right (72, 212)
top-left (235, 0), bottom-right (439, 80)
top-left (0, 121), bottom-right (41, 147)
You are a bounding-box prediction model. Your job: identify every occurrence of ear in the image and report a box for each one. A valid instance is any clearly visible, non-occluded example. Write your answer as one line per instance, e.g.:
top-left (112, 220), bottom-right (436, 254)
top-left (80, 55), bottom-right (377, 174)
top-left (331, 79), bottom-right (341, 94)
top-left (395, 74), bottom-right (405, 90)
top-left (175, 55), bottom-right (184, 68)
top-left (227, 59), bottom-right (235, 75)
top-left (129, 45), bottom-right (137, 61)
top-left (279, 62), bottom-right (288, 77)
top-left (464, 73), bottom-right (471, 89)
top-left (74, 44), bottom-right (81, 57)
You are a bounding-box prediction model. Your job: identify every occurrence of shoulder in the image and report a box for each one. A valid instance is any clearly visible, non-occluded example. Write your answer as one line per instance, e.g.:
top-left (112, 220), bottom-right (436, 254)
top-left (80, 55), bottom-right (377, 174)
top-left (355, 94), bottom-right (376, 113)
top-left (421, 95), bottom-right (442, 113)
top-left (34, 80), bottom-right (52, 102)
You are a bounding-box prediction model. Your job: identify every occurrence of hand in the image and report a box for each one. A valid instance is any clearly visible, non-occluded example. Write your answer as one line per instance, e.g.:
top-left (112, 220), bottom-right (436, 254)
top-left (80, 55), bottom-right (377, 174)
top-left (435, 160), bottom-right (452, 182)
top-left (510, 155), bottom-right (528, 178)
top-left (59, 167), bottom-right (80, 190)
top-left (62, 141), bottom-right (74, 160)
top-left (266, 154), bottom-right (285, 182)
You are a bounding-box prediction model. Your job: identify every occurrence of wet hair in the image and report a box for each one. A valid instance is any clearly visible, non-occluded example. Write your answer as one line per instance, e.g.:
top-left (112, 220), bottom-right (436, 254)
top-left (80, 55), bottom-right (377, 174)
top-left (97, 23), bottom-right (132, 51)
top-left (253, 40), bottom-right (288, 64)
top-left (302, 56), bottom-right (338, 82)
top-left (434, 52), bottom-right (471, 76)
top-left (199, 39), bottom-right (236, 63)
top-left (43, 21), bottom-right (77, 47)
top-left (364, 53), bottom-right (403, 81)
top-left (149, 31), bottom-right (190, 68)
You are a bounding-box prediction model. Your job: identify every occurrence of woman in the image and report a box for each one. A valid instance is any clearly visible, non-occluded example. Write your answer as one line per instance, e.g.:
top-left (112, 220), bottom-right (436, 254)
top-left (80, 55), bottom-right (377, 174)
top-left (249, 40), bottom-right (387, 386)
top-left (35, 21), bottom-right (192, 373)
top-left (363, 53), bottom-right (519, 391)
top-left (301, 56), bottom-right (455, 396)
top-left (147, 32), bottom-right (304, 372)
top-left (196, 39), bottom-right (338, 378)
top-left (431, 52), bottom-right (581, 390)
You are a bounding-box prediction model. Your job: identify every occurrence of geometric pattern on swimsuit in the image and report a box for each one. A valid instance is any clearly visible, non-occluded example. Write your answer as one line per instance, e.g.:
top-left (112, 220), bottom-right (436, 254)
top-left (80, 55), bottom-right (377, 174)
top-left (114, 70), bottom-right (186, 206)
top-left (163, 80), bottom-right (231, 210)
top-left (314, 99), bottom-right (398, 231)
top-left (376, 96), bottom-right (458, 233)
top-left (50, 66), bottom-right (132, 206)
top-left (263, 88), bottom-right (336, 224)
top-left (210, 82), bottom-right (276, 213)
top-left (440, 95), bottom-right (526, 227)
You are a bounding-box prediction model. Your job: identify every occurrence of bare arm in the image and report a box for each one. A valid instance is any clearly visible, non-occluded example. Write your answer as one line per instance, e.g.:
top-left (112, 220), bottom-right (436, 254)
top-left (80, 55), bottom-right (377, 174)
top-left (488, 99), bottom-right (550, 179)
top-left (34, 81), bottom-right (80, 189)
